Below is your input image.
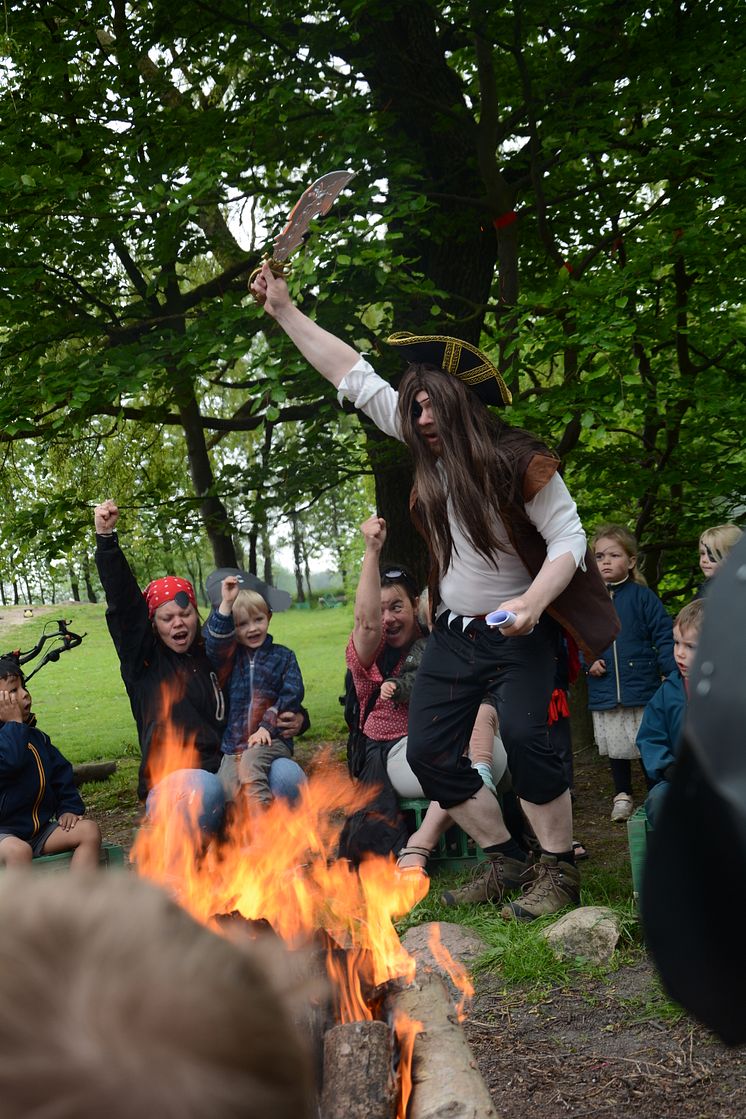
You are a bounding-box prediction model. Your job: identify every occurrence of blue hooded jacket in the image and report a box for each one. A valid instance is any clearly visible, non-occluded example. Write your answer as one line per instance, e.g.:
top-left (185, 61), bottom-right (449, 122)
top-left (636, 670), bottom-right (688, 783)
top-left (583, 578), bottom-right (675, 710)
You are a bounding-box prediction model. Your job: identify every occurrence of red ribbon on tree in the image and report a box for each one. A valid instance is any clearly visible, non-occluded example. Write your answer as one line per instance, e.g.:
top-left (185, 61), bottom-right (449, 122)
top-left (492, 210), bottom-right (518, 230)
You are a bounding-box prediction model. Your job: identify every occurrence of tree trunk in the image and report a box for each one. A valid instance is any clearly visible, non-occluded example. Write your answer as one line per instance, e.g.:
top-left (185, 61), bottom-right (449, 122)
top-left (82, 552), bottom-right (97, 603)
top-left (261, 525), bottom-right (273, 585)
top-left (248, 526), bottom-right (258, 575)
top-left (68, 567), bottom-right (80, 602)
top-left (174, 377), bottom-right (237, 568)
top-left (301, 533), bottom-right (313, 601)
top-left (72, 761), bottom-right (117, 786)
top-left (365, 428), bottom-right (428, 589)
top-left (290, 512), bottom-right (305, 602)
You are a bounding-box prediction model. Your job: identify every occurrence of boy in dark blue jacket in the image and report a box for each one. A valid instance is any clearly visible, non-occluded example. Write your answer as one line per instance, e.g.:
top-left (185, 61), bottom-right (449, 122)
top-left (0, 657), bottom-right (102, 868)
top-left (637, 599), bottom-right (704, 827)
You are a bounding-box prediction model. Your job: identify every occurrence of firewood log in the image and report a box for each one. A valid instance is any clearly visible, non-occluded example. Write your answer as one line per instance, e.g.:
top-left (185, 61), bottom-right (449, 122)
top-left (72, 761), bottom-right (117, 786)
top-left (321, 1020), bottom-right (397, 1119)
top-left (388, 973), bottom-right (496, 1119)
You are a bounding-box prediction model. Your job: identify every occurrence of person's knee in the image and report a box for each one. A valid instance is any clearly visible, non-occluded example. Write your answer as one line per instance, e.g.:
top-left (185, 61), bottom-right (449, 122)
top-left (147, 769), bottom-right (226, 834)
top-left (76, 819), bottom-right (102, 847)
top-left (0, 836), bottom-right (32, 865)
top-left (268, 758), bottom-right (306, 804)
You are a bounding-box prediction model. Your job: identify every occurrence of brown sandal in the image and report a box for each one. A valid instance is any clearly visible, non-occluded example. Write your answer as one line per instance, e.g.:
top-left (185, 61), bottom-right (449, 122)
top-left (395, 845), bottom-right (432, 873)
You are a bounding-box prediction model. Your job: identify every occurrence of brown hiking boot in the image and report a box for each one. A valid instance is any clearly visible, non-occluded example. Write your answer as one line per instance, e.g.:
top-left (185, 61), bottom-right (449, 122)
top-left (500, 854), bottom-right (580, 922)
top-left (441, 853), bottom-right (530, 907)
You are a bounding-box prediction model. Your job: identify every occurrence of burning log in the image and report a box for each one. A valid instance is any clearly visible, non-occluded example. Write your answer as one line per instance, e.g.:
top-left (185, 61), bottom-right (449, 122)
top-left (321, 1020), bottom-right (397, 1119)
top-left (388, 973), bottom-right (496, 1119)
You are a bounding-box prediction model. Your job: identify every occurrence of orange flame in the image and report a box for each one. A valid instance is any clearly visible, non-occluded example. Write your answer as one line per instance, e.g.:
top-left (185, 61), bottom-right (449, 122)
top-left (427, 924), bottom-right (475, 1021)
top-left (132, 681), bottom-right (430, 1113)
top-left (394, 1009), bottom-right (423, 1116)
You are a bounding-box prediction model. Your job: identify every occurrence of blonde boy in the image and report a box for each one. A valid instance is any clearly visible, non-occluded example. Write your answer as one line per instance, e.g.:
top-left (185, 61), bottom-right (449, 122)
top-left (638, 599), bottom-right (705, 826)
top-left (205, 573), bottom-right (305, 807)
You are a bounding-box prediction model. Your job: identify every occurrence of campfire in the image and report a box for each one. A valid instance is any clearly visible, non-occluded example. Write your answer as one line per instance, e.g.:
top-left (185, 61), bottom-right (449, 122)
top-left (132, 688), bottom-right (489, 1118)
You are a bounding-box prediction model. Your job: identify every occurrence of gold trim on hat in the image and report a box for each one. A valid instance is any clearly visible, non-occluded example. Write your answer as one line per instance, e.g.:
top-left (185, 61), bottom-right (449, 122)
top-left (387, 331), bottom-right (512, 405)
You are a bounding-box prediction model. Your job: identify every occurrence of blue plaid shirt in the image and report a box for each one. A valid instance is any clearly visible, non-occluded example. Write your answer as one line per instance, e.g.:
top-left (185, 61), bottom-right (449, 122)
top-left (204, 609), bottom-right (305, 754)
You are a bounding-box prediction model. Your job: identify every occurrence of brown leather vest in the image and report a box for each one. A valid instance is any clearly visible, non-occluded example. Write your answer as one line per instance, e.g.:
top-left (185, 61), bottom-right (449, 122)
top-left (409, 431), bottom-right (619, 661)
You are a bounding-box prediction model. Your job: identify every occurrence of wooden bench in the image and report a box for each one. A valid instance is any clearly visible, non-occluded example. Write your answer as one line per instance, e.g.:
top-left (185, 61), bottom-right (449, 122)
top-left (29, 841), bottom-right (126, 873)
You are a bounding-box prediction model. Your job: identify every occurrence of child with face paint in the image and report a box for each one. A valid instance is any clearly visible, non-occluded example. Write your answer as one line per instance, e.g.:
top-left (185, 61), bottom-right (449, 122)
top-left (697, 524), bottom-right (743, 593)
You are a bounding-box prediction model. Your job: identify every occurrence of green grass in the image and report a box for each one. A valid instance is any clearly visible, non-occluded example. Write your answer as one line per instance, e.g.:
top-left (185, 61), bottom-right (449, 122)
top-left (0, 601), bottom-right (353, 764)
top-left (396, 858), bottom-right (645, 991)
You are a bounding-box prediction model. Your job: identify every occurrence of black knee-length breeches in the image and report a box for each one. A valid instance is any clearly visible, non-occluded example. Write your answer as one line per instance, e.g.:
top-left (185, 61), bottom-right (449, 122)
top-left (406, 613), bottom-right (568, 809)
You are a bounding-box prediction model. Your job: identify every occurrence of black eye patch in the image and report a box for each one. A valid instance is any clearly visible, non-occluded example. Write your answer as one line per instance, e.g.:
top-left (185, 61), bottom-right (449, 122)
top-left (173, 590), bottom-right (191, 609)
top-left (411, 400), bottom-right (423, 420)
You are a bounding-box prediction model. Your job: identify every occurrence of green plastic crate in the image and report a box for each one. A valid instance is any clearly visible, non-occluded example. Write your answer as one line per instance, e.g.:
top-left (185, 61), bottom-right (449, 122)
top-left (30, 841), bottom-right (127, 873)
top-left (399, 797), bottom-right (486, 871)
top-left (626, 805), bottom-right (652, 904)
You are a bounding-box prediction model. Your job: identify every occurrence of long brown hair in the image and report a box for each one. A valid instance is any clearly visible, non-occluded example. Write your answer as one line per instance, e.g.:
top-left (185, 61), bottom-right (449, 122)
top-left (397, 365), bottom-right (524, 575)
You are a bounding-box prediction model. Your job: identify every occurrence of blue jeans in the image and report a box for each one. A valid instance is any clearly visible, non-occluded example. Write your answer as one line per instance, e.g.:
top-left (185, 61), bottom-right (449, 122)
top-left (268, 756), bottom-right (307, 804)
top-left (644, 779), bottom-right (670, 828)
top-left (146, 769), bottom-right (226, 834)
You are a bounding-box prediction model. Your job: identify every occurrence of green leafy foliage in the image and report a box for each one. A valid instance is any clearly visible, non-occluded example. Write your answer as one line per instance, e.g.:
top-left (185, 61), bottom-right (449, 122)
top-left (1, 1), bottom-right (744, 596)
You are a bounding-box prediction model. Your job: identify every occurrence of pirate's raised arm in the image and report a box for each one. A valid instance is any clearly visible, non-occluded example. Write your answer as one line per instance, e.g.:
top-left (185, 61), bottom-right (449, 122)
top-left (251, 263), bottom-right (359, 389)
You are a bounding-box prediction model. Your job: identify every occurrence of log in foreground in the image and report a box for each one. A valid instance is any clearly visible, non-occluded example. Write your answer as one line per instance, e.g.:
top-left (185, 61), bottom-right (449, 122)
top-left (321, 1019), bottom-right (397, 1119)
top-left (389, 973), bottom-right (497, 1119)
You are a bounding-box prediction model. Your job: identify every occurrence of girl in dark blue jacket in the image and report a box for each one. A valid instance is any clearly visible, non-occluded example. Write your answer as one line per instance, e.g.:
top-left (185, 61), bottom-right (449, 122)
top-left (584, 525), bottom-right (675, 823)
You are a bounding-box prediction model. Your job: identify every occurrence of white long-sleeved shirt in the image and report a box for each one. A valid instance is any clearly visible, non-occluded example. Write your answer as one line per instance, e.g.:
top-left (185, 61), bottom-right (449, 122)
top-left (338, 357), bottom-right (587, 616)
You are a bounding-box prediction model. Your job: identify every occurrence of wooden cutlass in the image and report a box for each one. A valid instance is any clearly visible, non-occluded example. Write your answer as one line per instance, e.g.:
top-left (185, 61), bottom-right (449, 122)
top-left (249, 169), bottom-right (356, 301)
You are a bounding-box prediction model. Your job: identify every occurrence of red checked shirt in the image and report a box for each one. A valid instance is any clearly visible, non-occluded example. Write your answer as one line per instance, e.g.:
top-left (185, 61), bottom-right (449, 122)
top-left (345, 634), bottom-right (410, 742)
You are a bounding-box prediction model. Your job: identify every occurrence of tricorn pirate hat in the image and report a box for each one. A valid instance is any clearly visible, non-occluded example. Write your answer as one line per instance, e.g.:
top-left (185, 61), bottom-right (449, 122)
top-left (386, 331), bottom-right (512, 407)
top-left (205, 568), bottom-right (292, 614)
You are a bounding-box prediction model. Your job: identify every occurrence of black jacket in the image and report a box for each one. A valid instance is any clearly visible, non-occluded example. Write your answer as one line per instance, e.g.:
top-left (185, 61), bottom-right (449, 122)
top-left (95, 533), bottom-right (226, 799)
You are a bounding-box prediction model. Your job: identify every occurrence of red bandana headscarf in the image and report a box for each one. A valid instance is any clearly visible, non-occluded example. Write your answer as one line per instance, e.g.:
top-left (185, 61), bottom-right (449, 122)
top-left (143, 577), bottom-right (197, 619)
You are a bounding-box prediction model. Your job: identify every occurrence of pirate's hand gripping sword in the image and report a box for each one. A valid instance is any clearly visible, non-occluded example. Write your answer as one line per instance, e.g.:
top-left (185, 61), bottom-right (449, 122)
top-left (249, 169), bottom-right (356, 303)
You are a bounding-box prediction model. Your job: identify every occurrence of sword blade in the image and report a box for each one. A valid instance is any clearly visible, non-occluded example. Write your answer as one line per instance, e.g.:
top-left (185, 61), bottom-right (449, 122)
top-left (271, 169), bottom-right (356, 263)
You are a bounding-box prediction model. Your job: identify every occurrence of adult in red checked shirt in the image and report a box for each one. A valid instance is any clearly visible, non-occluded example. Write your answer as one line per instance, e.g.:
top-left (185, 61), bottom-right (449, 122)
top-left (339, 514), bottom-right (427, 864)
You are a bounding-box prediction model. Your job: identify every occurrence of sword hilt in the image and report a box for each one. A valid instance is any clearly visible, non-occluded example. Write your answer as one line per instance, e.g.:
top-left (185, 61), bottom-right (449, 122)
top-left (249, 256), bottom-right (292, 304)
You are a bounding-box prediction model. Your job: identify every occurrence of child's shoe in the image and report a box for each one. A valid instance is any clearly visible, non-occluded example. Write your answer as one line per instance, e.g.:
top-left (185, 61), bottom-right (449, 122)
top-left (610, 792), bottom-right (634, 822)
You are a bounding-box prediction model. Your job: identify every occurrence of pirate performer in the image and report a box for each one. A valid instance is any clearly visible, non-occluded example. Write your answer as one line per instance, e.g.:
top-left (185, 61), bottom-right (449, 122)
top-left (251, 263), bottom-right (618, 920)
